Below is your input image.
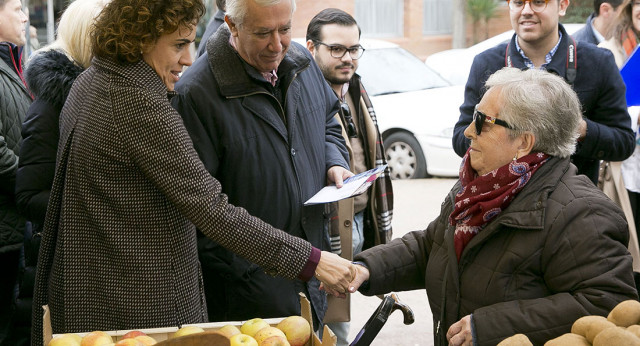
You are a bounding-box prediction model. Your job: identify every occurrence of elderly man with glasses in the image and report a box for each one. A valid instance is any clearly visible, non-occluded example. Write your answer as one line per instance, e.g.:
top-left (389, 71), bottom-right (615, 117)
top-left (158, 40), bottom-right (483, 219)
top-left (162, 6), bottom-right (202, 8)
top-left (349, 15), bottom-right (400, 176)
top-left (452, 0), bottom-right (634, 186)
top-left (305, 8), bottom-right (393, 345)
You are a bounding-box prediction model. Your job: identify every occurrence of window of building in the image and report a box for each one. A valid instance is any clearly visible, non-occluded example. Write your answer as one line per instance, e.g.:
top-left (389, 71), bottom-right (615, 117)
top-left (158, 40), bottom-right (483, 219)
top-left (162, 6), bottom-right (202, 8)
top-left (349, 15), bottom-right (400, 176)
top-left (423, 0), bottom-right (452, 34)
top-left (355, 0), bottom-right (403, 38)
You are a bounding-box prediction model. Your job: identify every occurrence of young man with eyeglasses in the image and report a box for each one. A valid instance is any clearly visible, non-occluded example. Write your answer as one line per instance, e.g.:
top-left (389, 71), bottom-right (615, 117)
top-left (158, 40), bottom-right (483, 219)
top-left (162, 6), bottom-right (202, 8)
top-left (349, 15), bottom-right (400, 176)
top-left (306, 8), bottom-right (393, 345)
top-left (452, 0), bottom-right (634, 185)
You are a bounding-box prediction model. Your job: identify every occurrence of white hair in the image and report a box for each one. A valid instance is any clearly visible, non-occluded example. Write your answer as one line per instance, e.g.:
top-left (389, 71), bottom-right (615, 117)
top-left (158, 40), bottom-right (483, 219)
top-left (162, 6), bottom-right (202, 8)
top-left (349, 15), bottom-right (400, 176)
top-left (485, 67), bottom-right (582, 158)
top-left (226, 0), bottom-right (296, 26)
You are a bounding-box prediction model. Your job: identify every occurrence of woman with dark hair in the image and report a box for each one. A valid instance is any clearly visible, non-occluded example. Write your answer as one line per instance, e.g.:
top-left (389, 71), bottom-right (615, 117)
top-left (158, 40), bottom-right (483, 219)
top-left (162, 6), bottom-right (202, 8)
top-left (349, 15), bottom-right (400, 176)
top-left (31, 0), bottom-right (354, 343)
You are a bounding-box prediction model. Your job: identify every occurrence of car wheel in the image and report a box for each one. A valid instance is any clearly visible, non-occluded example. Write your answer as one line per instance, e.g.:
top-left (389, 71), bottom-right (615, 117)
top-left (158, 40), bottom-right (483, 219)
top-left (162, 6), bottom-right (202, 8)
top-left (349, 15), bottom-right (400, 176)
top-left (383, 132), bottom-right (427, 179)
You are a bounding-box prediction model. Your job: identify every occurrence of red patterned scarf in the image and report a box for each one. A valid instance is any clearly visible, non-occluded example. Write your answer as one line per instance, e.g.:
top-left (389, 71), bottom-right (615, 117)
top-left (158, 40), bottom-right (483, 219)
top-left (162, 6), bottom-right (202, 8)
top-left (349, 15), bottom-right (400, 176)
top-left (622, 28), bottom-right (639, 57)
top-left (449, 150), bottom-right (550, 261)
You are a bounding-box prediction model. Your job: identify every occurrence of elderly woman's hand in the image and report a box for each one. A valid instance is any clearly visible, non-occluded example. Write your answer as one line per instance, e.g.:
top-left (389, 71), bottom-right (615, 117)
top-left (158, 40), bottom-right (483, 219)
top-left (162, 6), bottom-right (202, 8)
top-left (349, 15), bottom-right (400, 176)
top-left (348, 263), bottom-right (370, 293)
top-left (316, 251), bottom-right (356, 298)
top-left (446, 315), bottom-right (473, 346)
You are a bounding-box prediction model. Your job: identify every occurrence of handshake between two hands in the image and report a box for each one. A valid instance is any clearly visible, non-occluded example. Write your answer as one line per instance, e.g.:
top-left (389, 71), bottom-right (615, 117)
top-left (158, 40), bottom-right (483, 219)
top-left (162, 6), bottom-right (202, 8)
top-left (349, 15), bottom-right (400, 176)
top-left (315, 251), bottom-right (370, 298)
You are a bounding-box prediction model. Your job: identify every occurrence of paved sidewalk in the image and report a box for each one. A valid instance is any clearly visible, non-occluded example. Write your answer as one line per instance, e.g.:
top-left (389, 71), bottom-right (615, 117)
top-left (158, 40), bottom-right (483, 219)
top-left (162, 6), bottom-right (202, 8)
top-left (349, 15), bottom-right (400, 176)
top-left (345, 177), bottom-right (457, 346)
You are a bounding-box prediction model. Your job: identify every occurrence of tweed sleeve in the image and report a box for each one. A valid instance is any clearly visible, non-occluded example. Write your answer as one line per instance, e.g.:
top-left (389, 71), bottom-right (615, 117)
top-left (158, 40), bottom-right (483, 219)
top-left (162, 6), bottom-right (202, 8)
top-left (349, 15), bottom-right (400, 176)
top-left (111, 88), bottom-right (314, 280)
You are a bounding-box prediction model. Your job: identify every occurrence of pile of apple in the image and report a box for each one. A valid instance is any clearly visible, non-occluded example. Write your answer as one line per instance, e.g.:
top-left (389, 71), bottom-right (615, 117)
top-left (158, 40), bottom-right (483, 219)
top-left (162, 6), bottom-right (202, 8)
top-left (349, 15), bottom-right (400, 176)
top-left (172, 315), bottom-right (311, 346)
top-left (48, 330), bottom-right (156, 346)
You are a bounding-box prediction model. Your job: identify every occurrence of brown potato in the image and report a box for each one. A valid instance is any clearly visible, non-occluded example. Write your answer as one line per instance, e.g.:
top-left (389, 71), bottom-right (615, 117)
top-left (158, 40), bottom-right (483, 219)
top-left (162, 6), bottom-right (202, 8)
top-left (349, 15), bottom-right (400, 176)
top-left (628, 325), bottom-right (640, 338)
top-left (497, 334), bottom-right (533, 346)
top-left (593, 326), bottom-right (640, 346)
top-left (608, 300), bottom-right (640, 327)
top-left (571, 315), bottom-right (607, 337)
top-left (585, 319), bottom-right (616, 343)
top-left (543, 333), bottom-right (590, 346)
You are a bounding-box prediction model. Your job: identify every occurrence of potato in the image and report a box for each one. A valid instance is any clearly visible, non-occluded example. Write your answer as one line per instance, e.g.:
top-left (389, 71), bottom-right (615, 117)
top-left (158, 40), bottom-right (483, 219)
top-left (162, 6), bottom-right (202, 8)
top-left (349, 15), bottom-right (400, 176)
top-left (543, 333), bottom-right (590, 346)
top-left (593, 326), bottom-right (640, 346)
top-left (607, 300), bottom-right (640, 327)
top-left (628, 325), bottom-right (640, 338)
top-left (497, 334), bottom-right (533, 346)
top-left (571, 315), bottom-right (607, 337)
top-left (585, 319), bottom-right (616, 343)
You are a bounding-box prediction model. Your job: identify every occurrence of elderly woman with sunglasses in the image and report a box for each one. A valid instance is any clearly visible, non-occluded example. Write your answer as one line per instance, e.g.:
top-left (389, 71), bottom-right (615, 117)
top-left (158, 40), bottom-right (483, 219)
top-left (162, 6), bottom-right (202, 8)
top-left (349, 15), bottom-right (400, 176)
top-left (348, 67), bottom-right (638, 346)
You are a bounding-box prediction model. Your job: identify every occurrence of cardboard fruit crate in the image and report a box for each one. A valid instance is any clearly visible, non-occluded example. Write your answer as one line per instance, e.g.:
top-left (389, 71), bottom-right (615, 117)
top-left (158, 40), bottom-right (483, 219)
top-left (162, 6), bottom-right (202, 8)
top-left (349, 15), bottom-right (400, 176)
top-left (43, 292), bottom-right (336, 346)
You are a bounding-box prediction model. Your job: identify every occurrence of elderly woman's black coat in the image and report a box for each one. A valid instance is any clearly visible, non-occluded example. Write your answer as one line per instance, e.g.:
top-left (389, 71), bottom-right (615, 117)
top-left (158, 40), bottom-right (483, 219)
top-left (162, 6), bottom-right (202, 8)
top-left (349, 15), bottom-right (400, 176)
top-left (356, 157), bottom-right (638, 345)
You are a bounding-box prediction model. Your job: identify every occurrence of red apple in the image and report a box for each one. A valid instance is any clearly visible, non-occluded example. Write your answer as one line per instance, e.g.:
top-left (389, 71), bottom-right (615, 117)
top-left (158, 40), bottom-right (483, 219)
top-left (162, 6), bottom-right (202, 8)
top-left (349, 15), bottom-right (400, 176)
top-left (260, 335), bottom-right (291, 346)
top-left (254, 327), bottom-right (286, 345)
top-left (276, 316), bottom-right (311, 346)
top-left (114, 339), bottom-right (143, 346)
top-left (121, 331), bottom-right (146, 340)
top-left (81, 331), bottom-right (113, 346)
top-left (133, 335), bottom-right (157, 346)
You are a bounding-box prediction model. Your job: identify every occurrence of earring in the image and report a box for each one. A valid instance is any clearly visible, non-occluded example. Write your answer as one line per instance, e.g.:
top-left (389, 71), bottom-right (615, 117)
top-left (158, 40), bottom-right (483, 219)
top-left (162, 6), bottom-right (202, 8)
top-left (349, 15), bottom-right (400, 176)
top-left (513, 152), bottom-right (518, 161)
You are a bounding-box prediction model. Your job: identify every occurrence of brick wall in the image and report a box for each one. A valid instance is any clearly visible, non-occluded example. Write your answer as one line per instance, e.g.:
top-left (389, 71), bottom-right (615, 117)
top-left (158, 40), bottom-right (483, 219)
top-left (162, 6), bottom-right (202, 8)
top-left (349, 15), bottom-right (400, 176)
top-left (291, 0), bottom-right (513, 61)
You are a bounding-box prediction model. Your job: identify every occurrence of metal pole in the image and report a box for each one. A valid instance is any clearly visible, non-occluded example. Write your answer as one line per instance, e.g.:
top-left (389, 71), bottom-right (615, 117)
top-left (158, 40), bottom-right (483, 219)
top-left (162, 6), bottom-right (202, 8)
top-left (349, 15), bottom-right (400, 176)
top-left (47, 0), bottom-right (54, 44)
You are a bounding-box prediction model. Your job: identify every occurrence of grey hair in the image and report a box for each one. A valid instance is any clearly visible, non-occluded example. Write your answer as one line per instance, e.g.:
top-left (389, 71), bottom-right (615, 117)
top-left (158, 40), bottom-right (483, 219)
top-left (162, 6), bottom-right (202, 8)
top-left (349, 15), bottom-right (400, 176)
top-left (485, 67), bottom-right (582, 158)
top-left (226, 0), bottom-right (296, 26)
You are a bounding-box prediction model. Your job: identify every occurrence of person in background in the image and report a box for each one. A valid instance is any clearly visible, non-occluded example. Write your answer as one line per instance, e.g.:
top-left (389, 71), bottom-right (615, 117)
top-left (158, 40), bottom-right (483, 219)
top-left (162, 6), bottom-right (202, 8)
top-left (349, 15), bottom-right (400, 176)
top-left (0, 0), bottom-right (31, 343)
top-left (305, 8), bottom-right (393, 345)
top-left (573, 0), bottom-right (624, 44)
top-left (599, 0), bottom-right (640, 244)
top-left (196, 0), bottom-right (225, 58)
top-left (9, 1), bottom-right (108, 344)
top-left (30, 0), bottom-right (354, 344)
top-left (172, 0), bottom-right (352, 329)
top-left (349, 67), bottom-right (638, 346)
top-left (452, 0), bottom-right (634, 186)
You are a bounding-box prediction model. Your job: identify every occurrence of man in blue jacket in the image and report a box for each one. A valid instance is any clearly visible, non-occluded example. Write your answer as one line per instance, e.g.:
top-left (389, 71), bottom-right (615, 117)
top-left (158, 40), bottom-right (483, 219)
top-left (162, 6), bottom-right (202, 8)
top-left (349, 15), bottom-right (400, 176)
top-left (572, 0), bottom-right (623, 45)
top-left (172, 0), bottom-right (351, 329)
top-left (452, 0), bottom-right (634, 184)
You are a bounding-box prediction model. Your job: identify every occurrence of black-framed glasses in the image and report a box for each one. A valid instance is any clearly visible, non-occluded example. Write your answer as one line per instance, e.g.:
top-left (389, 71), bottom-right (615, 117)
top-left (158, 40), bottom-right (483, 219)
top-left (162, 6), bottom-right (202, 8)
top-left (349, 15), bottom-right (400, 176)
top-left (340, 102), bottom-right (358, 138)
top-left (506, 0), bottom-right (550, 12)
top-left (473, 105), bottom-right (513, 135)
top-left (315, 42), bottom-right (365, 60)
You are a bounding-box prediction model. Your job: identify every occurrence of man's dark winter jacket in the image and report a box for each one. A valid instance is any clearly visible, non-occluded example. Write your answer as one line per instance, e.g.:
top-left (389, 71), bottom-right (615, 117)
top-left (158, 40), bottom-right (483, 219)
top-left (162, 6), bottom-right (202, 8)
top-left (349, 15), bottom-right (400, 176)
top-left (356, 157), bottom-right (638, 346)
top-left (172, 26), bottom-right (348, 325)
top-left (572, 13), bottom-right (599, 45)
top-left (452, 24), bottom-right (634, 184)
top-left (13, 49), bottom-right (84, 340)
top-left (0, 42), bottom-right (31, 253)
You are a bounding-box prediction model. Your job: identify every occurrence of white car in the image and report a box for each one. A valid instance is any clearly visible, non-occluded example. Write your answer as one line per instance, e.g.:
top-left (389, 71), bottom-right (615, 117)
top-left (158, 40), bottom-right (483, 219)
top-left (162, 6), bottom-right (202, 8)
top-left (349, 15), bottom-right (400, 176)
top-left (356, 39), bottom-right (463, 179)
top-left (425, 23), bottom-right (585, 86)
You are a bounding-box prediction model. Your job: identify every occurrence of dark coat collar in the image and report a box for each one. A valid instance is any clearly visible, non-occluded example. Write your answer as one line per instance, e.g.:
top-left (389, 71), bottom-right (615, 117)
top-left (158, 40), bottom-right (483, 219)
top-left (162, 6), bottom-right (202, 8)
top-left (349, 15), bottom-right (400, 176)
top-left (206, 25), bottom-right (311, 97)
top-left (25, 49), bottom-right (84, 109)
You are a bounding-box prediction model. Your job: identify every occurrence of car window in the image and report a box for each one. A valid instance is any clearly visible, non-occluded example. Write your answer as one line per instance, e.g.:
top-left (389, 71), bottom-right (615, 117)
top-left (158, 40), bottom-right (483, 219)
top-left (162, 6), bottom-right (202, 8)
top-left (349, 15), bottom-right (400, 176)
top-left (358, 47), bottom-right (450, 96)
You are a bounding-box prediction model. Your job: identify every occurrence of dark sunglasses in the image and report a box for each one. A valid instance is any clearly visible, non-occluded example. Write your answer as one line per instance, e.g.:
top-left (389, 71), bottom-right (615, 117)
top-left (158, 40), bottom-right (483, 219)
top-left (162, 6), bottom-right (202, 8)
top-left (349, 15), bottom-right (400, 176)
top-left (341, 103), bottom-right (358, 138)
top-left (473, 105), bottom-right (513, 135)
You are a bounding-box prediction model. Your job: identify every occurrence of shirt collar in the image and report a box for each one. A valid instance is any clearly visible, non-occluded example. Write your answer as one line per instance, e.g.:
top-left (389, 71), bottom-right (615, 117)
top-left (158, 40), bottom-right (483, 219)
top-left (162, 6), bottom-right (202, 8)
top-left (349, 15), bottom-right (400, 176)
top-left (515, 31), bottom-right (563, 69)
top-left (590, 16), bottom-right (606, 43)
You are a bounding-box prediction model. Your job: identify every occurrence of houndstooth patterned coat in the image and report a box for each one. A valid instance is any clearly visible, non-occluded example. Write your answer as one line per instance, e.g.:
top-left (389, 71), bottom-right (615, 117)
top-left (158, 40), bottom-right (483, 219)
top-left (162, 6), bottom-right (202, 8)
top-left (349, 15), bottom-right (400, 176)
top-left (31, 57), bottom-right (314, 345)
